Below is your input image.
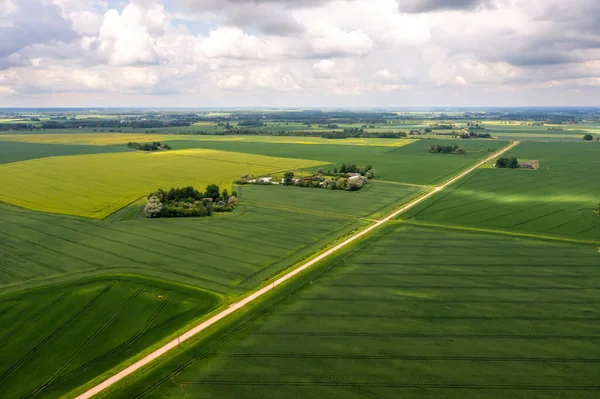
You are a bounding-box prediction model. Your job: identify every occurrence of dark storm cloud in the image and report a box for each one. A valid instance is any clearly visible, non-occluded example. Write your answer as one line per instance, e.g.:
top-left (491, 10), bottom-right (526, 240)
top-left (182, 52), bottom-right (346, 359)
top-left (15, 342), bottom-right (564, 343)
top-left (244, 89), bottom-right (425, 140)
top-left (396, 0), bottom-right (490, 13)
top-left (503, 53), bottom-right (577, 67)
top-left (0, 0), bottom-right (77, 63)
top-left (225, 5), bottom-right (306, 35)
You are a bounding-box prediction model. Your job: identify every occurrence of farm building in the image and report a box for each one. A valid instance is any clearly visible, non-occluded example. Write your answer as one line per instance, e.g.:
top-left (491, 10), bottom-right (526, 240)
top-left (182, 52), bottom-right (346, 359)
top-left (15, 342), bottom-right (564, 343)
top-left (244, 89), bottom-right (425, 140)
top-left (519, 160), bottom-right (539, 169)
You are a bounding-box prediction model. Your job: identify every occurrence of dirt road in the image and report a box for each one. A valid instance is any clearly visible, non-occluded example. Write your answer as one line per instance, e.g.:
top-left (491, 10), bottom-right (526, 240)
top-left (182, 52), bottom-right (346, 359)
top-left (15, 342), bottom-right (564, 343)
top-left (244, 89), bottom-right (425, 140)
top-left (74, 141), bottom-right (519, 399)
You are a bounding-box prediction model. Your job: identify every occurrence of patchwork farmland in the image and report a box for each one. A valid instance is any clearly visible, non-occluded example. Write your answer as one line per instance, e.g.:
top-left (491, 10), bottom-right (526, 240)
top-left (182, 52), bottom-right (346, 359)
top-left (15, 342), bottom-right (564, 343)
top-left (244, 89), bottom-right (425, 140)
top-left (102, 226), bottom-right (600, 399)
top-left (0, 276), bottom-right (221, 399)
top-left (0, 113), bottom-right (599, 399)
top-left (0, 149), bottom-right (324, 218)
top-left (403, 142), bottom-right (600, 240)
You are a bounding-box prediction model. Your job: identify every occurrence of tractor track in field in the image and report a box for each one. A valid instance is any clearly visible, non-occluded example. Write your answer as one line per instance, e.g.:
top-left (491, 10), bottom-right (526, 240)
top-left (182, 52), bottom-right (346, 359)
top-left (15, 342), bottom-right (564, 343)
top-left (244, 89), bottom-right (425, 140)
top-left (74, 141), bottom-right (520, 399)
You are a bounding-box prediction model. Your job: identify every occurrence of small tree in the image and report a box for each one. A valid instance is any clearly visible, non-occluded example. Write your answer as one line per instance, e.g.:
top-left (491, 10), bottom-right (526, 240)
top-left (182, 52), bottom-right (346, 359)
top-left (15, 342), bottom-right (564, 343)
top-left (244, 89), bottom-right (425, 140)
top-left (335, 178), bottom-right (347, 190)
top-left (583, 134), bottom-right (594, 141)
top-left (205, 184), bottom-right (220, 201)
top-left (227, 196), bottom-right (238, 206)
top-left (283, 171), bottom-right (294, 185)
top-left (317, 168), bottom-right (324, 174)
top-left (145, 196), bottom-right (163, 218)
top-left (339, 164), bottom-right (347, 173)
top-left (496, 157), bottom-right (508, 168)
top-left (509, 157), bottom-right (519, 168)
top-left (221, 189), bottom-right (229, 201)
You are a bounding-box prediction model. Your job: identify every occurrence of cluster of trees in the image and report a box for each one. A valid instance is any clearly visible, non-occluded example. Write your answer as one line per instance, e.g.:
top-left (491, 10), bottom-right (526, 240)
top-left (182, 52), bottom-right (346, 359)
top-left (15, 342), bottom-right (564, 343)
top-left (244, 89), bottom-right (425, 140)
top-left (466, 121), bottom-right (484, 129)
top-left (282, 171), bottom-right (370, 191)
top-left (128, 141), bottom-right (170, 151)
top-left (237, 120), bottom-right (266, 127)
top-left (495, 157), bottom-right (520, 168)
top-left (428, 144), bottom-right (465, 154)
top-left (41, 119), bottom-right (192, 129)
top-left (431, 123), bottom-right (455, 130)
top-left (220, 110), bottom-right (394, 124)
top-left (583, 134), bottom-right (595, 141)
top-left (409, 128), bottom-right (433, 135)
top-left (337, 164), bottom-right (375, 178)
top-left (462, 132), bottom-right (492, 139)
top-left (321, 128), bottom-right (406, 139)
top-left (145, 185), bottom-right (238, 218)
top-left (0, 123), bottom-right (37, 131)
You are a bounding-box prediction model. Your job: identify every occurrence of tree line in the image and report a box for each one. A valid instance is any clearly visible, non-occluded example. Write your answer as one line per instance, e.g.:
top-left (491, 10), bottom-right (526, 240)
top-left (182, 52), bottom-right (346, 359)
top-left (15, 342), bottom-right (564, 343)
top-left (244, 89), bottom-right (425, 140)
top-left (128, 141), bottom-right (171, 151)
top-left (237, 164), bottom-right (375, 192)
top-left (428, 144), bottom-right (465, 154)
top-left (495, 157), bottom-right (520, 168)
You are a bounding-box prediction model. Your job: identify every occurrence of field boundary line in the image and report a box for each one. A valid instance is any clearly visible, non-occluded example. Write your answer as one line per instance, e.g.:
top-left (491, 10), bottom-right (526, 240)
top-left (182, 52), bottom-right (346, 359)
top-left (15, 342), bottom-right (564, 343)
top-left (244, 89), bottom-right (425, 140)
top-left (375, 180), bottom-right (433, 189)
top-left (398, 219), bottom-right (600, 246)
top-left (73, 141), bottom-right (520, 399)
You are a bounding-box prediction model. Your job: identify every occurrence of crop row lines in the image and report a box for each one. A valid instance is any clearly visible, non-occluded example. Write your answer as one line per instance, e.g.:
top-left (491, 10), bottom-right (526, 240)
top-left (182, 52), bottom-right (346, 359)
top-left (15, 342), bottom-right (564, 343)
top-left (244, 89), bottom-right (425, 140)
top-left (323, 285), bottom-right (599, 290)
top-left (206, 354), bottom-right (600, 362)
top-left (0, 285), bottom-right (113, 384)
top-left (251, 332), bottom-right (600, 339)
top-left (299, 298), bottom-right (600, 304)
top-left (25, 289), bottom-right (146, 397)
top-left (173, 381), bottom-right (600, 390)
top-left (279, 314), bottom-right (600, 321)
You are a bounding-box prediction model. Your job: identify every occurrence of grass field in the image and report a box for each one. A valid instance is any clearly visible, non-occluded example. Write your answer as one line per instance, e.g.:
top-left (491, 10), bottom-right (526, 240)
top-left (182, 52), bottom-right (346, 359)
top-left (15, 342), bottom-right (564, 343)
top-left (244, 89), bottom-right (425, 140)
top-left (0, 132), bottom-right (415, 147)
top-left (0, 132), bottom-right (180, 143)
top-left (0, 141), bottom-right (130, 164)
top-left (4, 127), bottom-right (596, 399)
top-left (402, 142), bottom-right (600, 240)
top-left (0, 165), bottom-right (381, 398)
top-left (165, 139), bottom-right (509, 185)
top-left (102, 225), bottom-right (600, 399)
top-left (0, 275), bottom-right (221, 399)
top-left (0, 202), bottom-right (364, 297)
top-left (0, 149), bottom-right (323, 218)
top-left (237, 181), bottom-right (426, 220)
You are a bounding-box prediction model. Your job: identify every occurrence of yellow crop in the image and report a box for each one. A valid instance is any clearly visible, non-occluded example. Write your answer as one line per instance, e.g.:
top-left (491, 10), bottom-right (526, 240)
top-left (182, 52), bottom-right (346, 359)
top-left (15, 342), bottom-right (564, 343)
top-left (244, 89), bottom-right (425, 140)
top-left (0, 133), bottom-right (416, 147)
top-left (0, 149), bottom-right (324, 219)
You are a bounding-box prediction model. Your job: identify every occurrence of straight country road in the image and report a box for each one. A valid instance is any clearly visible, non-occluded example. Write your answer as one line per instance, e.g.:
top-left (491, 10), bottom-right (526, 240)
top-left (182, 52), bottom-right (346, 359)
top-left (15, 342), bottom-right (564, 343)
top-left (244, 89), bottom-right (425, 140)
top-left (74, 140), bottom-right (520, 399)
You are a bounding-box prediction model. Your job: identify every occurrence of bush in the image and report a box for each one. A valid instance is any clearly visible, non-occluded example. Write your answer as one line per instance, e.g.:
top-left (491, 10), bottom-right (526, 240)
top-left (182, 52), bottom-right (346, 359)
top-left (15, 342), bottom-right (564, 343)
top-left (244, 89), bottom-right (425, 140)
top-left (583, 134), bottom-right (594, 141)
top-left (227, 196), bottom-right (238, 206)
top-left (428, 144), bottom-right (465, 154)
top-left (214, 204), bottom-right (235, 212)
top-left (496, 157), bottom-right (519, 168)
top-left (145, 184), bottom-right (236, 218)
top-left (145, 196), bottom-right (163, 218)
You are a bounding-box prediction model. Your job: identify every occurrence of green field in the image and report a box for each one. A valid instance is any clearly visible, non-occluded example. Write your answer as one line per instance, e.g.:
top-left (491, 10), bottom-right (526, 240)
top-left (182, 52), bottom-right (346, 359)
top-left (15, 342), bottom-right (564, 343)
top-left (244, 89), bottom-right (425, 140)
top-left (3, 120), bottom-right (599, 399)
top-left (0, 202), bottom-right (364, 297)
top-left (402, 142), bottom-right (600, 240)
top-left (0, 132), bottom-right (411, 147)
top-left (237, 181), bottom-right (426, 220)
top-left (165, 139), bottom-right (508, 185)
top-left (0, 276), bottom-right (221, 399)
top-left (0, 149), bottom-right (323, 218)
top-left (102, 225), bottom-right (600, 399)
top-left (0, 141), bottom-right (129, 164)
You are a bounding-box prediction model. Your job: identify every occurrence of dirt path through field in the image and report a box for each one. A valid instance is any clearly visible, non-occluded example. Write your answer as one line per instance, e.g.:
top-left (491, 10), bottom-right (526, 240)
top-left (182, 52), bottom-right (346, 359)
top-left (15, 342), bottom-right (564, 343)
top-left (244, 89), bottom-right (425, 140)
top-left (74, 141), bottom-right (519, 399)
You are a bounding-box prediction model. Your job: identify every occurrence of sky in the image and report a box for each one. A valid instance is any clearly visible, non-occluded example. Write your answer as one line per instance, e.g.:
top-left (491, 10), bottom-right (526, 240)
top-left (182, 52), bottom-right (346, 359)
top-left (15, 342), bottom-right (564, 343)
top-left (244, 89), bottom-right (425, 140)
top-left (0, 0), bottom-right (599, 107)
